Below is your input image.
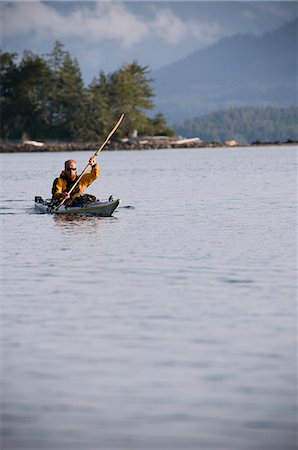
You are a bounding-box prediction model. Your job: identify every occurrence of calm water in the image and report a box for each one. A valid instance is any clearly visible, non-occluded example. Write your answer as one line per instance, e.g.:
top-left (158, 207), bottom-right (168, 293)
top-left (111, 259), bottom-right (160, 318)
top-left (0, 146), bottom-right (297, 450)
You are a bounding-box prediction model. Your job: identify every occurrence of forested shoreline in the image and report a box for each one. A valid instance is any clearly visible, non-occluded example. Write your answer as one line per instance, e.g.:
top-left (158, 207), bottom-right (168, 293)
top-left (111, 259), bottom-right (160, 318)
top-left (1, 41), bottom-right (174, 143)
top-left (1, 41), bottom-right (297, 148)
top-left (175, 106), bottom-right (298, 145)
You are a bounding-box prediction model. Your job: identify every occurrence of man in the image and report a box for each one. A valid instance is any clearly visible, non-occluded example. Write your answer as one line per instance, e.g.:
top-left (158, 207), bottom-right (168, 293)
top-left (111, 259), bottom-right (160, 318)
top-left (52, 156), bottom-right (100, 206)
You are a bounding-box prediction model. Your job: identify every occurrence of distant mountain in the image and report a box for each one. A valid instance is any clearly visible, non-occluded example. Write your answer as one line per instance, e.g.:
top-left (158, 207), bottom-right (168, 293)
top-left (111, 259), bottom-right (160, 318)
top-left (152, 19), bottom-right (298, 124)
top-left (175, 106), bottom-right (298, 144)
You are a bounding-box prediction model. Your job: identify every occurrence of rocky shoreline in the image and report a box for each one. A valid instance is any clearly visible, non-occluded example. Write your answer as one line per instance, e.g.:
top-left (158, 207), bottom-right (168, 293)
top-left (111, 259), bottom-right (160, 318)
top-left (0, 138), bottom-right (297, 153)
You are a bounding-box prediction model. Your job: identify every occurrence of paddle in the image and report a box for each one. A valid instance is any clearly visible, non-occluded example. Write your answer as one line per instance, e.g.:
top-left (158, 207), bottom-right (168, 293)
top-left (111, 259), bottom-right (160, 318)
top-left (55, 113), bottom-right (125, 210)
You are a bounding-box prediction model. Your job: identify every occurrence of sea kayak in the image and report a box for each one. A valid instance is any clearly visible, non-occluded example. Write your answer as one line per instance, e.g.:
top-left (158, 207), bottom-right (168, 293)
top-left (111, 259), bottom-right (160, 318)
top-left (34, 196), bottom-right (120, 216)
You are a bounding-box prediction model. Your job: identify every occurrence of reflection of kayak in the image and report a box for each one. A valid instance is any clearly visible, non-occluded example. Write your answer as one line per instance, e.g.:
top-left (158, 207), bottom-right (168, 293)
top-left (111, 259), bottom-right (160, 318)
top-left (34, 196), bottom-right (120, 216)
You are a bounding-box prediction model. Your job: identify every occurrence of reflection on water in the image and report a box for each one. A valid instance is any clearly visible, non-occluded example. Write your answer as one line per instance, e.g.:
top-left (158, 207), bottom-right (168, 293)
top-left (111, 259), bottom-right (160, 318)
top-left (53, 212), bottom-right (116, 225)
top-left (1, 147), bottom-right (297, 450)
top-left (52, 214), bottom-right (118, 236)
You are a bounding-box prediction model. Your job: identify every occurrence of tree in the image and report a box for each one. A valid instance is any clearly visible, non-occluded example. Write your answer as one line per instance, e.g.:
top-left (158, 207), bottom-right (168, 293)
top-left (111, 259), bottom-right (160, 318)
top-left (46, 41), bottom-right (87, 139)
top-left (109, 61), bottom-right (154, 135)
top-left (1, 51), bottom-right (18, 139)
top-left (85, 71), bottom-right (115, 140)
top-left (58, 52), bottom-right (87, 139)
top-left (149, 113), bottom-right (175, 136)
top-left (1, 44), bottom-right (174, 142)
top-left (1, 50), bottom-right (51, 140)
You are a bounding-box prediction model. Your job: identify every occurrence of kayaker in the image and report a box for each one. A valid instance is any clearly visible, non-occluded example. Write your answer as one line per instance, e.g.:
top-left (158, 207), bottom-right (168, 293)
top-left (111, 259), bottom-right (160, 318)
top-left (51, 157), bottom-right (100, 206)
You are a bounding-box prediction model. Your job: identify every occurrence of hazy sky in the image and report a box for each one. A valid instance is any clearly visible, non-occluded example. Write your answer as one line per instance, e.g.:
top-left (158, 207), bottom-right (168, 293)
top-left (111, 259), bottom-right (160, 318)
top-left (1, 1), bottom-right (297, 82)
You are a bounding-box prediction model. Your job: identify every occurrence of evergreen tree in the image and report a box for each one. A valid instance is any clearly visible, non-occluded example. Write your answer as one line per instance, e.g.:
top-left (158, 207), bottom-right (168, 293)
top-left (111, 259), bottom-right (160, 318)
top-left (109, 61), bottom-right (154, 135)
top-left (150, 113), bottom-right (175, 136)
top-left (1, 44), bottom-right (174, 141)
top-left (86, 71), bottom-right (115, 140)
top-left (59, 52), bottom-right (87, 139)
top-left (0, 51), bottom-right (18, 139)
top-left (46, 41), bottom-right (87, 139)
top-left (1, 50), bottom-right (51, 139)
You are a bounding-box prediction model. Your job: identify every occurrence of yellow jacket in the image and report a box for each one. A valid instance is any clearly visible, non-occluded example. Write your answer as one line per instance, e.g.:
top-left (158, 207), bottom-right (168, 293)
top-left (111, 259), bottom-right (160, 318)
top-left (52, 164), bottom-right (100, 201)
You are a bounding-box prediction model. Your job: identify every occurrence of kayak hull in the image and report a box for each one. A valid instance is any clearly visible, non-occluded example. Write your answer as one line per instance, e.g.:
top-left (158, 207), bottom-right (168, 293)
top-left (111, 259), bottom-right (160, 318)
top-left (34, 197), bottom-right (120, 216)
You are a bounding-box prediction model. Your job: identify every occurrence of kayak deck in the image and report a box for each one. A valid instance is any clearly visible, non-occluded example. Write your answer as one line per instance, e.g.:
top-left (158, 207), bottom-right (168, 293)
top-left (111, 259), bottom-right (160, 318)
top-left (34, 196), bottom-right (120, 216)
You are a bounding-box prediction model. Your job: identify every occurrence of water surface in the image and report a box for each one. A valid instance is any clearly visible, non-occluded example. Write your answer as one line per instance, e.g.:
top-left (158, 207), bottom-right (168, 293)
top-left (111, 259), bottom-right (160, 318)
top-left (1, 146), bottom-right (297, 449)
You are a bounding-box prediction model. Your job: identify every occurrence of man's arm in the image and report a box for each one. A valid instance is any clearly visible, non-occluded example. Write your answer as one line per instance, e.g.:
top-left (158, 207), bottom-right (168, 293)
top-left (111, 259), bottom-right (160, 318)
top-left (52, 178), bottom-right (64, 200)
top-left (79, 160), bottom-right (100, 192)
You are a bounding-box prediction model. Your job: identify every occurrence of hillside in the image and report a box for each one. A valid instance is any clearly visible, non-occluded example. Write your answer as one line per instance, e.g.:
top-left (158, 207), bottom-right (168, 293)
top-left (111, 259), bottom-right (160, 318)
top-left (175, 106), bottom-right (298, 145)
top-left (152, 19), bottom-right (298, 123)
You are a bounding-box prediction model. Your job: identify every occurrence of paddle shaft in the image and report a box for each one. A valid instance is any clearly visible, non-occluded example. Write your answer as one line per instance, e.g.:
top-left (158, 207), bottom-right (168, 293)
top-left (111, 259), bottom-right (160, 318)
top-left (56, 113), bottom-right (125, 209)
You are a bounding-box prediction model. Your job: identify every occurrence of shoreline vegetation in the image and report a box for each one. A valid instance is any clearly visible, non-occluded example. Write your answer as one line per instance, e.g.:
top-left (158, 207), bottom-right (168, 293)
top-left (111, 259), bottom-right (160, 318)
top-left (2, 45), bottom-right (297, 151)
top-left (2, 46), bottom-right (298, 149)
top-left (1, 137), bottom-right (297, 153)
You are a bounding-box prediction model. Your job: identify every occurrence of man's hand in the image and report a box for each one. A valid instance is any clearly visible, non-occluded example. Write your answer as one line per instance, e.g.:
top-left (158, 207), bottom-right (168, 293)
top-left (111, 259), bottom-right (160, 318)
top-left (62, 191), bottom-right (70, 199)
top-left (72, 189), bottom-right (83, 200)
top-left (89, 156), bottom-right (96, 166)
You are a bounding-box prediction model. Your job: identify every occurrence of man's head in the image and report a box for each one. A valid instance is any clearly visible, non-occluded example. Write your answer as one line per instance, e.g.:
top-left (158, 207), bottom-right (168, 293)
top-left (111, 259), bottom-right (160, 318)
top-left (64, 159), bottom-right (77, 180)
